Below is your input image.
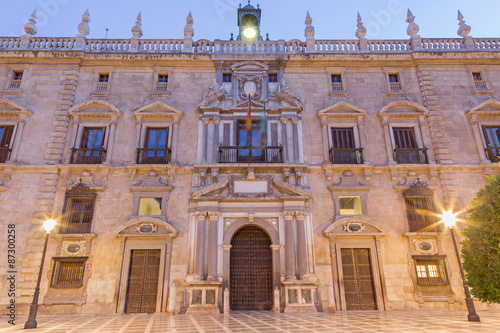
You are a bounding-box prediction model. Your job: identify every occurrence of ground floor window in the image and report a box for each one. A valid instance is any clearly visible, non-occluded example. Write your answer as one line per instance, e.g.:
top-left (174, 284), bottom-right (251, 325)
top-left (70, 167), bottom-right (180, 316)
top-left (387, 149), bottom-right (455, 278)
top-left (414, 257), bottom-right (448, 286)
top-left (50, 258), bottom-right (87, 288)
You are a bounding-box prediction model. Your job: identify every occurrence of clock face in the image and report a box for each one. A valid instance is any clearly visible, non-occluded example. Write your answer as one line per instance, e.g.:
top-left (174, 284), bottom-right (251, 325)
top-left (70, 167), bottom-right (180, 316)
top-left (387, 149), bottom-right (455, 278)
top-left (243, 81), bottom-right (257, 97)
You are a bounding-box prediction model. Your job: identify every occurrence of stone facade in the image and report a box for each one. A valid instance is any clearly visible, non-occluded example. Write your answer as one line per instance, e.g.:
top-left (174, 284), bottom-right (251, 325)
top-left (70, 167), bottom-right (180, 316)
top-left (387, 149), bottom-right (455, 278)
top-left (1, 7), bottom-right (500, 316)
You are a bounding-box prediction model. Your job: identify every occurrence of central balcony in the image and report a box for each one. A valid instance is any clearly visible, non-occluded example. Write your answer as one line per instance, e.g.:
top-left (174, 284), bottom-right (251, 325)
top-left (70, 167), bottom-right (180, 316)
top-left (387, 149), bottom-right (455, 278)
top-left (70, 148), bottom-right (106, 164)
top-left (329, 147), bottom-right (363, 164)
top-left (137, 147), bottom-right (171, 164)
top-left (394, 147), bottom-right (428, 164)
top-left (219, 146), bottom-right (283, 163)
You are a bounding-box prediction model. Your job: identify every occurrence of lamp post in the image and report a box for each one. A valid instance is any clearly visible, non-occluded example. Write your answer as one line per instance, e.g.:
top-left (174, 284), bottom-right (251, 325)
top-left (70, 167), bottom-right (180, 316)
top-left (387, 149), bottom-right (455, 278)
top-left (24, 219), bottom-right (56, 329)
top-left (440, 211), bottom-right (480, 322)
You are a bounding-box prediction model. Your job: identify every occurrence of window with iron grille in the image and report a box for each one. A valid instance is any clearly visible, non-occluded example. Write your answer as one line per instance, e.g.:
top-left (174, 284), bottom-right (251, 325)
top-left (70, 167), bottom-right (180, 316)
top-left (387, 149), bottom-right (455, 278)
top-left (223, 74), bottom-right (232, 83)
top-left (156, 74), bottom-right (168, 91)
top-left (414, 257), bottom-right (448, 286)
top-left (51, 258), bottom-right (87, 288)
top-left (96, 73), bottom-right (109, 91)
top-left (0, 126), bottom-right (14, 163)
top-left (60, 183), bottom-right (97, 234)
top-left (388, 73), bottom-right (402, 91)
top-left (482, 125), bottom-right (500, 162)
top-left (403, 181), bottom-right (440, 232)
top-left (331, 74), bottom-right (344, 91)
top-left (268, 74), bottom-right (278, 82)
top-left (8, 71), bottom-right (23, 89)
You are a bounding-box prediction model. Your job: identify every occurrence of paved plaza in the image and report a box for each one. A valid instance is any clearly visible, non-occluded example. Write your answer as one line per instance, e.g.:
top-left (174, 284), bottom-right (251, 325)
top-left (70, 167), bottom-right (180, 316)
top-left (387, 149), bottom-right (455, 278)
top-left (1, 311), bottom-right (500, 333)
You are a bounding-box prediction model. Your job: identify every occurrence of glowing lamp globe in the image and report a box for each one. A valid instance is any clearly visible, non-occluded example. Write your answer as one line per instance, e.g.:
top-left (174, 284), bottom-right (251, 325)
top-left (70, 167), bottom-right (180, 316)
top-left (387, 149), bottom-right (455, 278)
top-left (43, 219), bottom-right (56, 233)
top-left (243, 27), bottom-right (257, 39)
top-left (440, 210), bottom-right (458, 228)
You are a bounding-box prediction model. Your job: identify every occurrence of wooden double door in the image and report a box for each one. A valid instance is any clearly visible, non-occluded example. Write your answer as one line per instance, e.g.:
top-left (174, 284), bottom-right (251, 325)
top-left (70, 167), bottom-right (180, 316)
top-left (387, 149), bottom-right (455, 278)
top-left (230, 226), bottom-right (273, 310)
top-left (125, 249), bottom-right (161, 313)
top-left (341, 248), bottom-right (377, 310)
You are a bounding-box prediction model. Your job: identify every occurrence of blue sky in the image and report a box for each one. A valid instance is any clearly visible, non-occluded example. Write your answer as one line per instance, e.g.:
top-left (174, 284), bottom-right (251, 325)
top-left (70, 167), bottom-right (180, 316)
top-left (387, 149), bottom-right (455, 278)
top-left (1, 0), bottom-right (499, 41)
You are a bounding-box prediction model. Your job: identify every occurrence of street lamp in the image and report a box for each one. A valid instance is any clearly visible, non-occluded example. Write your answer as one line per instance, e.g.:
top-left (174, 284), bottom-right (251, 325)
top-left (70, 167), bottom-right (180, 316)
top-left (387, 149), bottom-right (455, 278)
top-left (439, 210), bottom-right (480, 322)
top-left (24, 219), bottom-right (56, 329)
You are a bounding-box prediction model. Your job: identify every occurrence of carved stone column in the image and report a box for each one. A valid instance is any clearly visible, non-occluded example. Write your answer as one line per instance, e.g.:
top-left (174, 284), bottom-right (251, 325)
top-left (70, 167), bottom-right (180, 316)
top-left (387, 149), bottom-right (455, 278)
top-left (270, 245), bottom-right (282, 288)
top-left (9, 119), bottom-right (25, 162)
top-left (201, 118), bottom-right (209, 163)
top-left (222, 245), bottom-right (232, 289)
top-left (171, 122), bottom-right (179, 163)
top-left (284, 211), bottom-right (297, 280)
top-left (295, 212), bottom-right (307, 279)
top-left (382, 118), bottom-right (396, 164)
top-left (195, 212), bottom-right (207, 280)
top-left (470, 117), bottom-right (489, 163)
top-left (358, 118), bottom-right (370, 164)
top-left (321, 119), bottom-right (330, 163)
top-left (104, 121), bottom-right (117, 164)
top-left (419, 117), bottom-right (435, 164)
top-left (207, 212), bottom-right (219, 280)
top-left (207, 118), bottom-right (216, 163)
top-left (286, 118), bottom-right (295, 163)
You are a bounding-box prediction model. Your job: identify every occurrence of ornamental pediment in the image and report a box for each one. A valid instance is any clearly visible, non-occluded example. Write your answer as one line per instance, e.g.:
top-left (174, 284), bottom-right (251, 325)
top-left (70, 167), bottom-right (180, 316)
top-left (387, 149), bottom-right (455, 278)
top-left (115, 217), bottom-right (178, 238)
top-left (133, 100), bottom-right (183, 122)
top-left (0, 98), bottom-right (33, 119)
top-left (191, 174), bottom-right (310, 200)
top-left (378, 100), bottom-right (428, 119)
top-left (317, 101), bottom-right (366, 120)
top-left (466, 98), bottom-right (500, 118)
top-left (69, 99), bottom-right (122, 121)
top-left (323, 216), bottom-right (387, 237)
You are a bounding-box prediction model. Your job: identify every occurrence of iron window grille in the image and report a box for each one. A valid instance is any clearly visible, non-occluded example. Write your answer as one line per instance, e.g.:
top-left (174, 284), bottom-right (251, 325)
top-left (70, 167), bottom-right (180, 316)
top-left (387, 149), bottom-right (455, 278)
top-left (50, 257), bottom-right (87, 288)
top-left (60, 182), bottom-right (97, 234)
top-left (403, 180), bottom-right (441, 232)
top-left (413, 256), bottom-right (449, 286)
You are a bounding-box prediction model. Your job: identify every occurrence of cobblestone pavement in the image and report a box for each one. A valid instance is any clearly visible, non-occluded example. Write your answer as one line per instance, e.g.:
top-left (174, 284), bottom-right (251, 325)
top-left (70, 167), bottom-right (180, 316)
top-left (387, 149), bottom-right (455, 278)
top-left (2, 310), bottom-right (500, 333)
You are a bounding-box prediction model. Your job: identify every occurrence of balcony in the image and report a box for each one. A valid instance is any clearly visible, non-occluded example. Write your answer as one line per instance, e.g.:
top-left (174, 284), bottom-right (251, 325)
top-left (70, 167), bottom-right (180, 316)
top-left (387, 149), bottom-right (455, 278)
top-left (329, 147), bottom-right (363, 164)
top-left (0, 146), bottom-right (11, 163)
top-left (394, 147), bottom-right (428, 164)
top-left (137, 147), bottom-right (171, 164)
top-left (485, 146), bottom-right (500, 162)
top-left (219, 146), bottom-right (283, 163)
top-left (8, 79), bottom-right (21, 89)
top-left (70, 148), bottom-right (106, 164)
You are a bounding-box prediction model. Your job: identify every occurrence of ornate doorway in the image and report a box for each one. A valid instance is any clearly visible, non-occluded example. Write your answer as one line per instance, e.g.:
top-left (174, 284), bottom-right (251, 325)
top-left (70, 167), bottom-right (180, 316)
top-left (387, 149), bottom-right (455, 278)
top-left (125, 249), bottom-right (161, 313)
top-left (230, 226), bottom-right (273, 310)
top-left (341, 248), bottom-right (377, 310)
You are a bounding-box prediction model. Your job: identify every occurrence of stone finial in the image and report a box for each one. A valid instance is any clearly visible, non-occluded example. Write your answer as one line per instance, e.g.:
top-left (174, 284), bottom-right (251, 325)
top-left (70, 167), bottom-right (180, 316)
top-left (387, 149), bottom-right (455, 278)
top-left (77, 9), bottom-right (90, 37)
top-left (305, 11), bottom-right (314, 38)
top-left (406, 9), bottom-right (419, 36)
top-left (131, 12), bottom-right (143, 38)
top-left (457, 10), bottom-right (471, 37)
top-left (355, 12), bottom-right (367, 39)
top-left (23, 9), bottom-right (37, 36)
top-left (184, 11), bottom-right (194, 38)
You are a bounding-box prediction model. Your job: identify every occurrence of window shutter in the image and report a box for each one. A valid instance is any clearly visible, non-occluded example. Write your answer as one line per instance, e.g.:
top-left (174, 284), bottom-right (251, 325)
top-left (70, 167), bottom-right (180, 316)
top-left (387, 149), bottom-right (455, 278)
top-left (270, 123), bottom-right (278, 146)
top-left (223, 123), bottom-right (231, 146)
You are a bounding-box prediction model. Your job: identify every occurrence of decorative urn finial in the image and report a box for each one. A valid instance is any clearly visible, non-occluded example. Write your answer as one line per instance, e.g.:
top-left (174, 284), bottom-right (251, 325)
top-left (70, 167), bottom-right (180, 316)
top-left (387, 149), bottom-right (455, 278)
top-left (77, 9), bottom-right (90, 37)
top-left (305, 11), bottom-right (314, 38)
top-left (184, 11), bottom-right (194, 38)
top-left (23, 9), bottom-right (37, 36)
top-left (457, 10), bottom-right (471, 37)
top-left (131, 12), bottom-right (143, 38)
top-left (355, 12), bottom-right (367, 39)
top-left (406, 9), bottom-right (419, 37)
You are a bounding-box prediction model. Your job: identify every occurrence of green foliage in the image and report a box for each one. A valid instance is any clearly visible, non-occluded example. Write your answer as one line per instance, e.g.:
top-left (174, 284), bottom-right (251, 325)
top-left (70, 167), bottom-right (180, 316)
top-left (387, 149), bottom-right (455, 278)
top-left (462, 175), bottom-right (500, 303)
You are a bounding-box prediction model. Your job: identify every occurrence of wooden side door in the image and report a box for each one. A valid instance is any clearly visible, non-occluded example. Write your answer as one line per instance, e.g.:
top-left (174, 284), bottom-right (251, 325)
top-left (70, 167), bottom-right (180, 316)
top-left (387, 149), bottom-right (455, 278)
top-left (125, 249), bottom-right (161, 313)
top-left (341, 248), bottom-right (377, 310)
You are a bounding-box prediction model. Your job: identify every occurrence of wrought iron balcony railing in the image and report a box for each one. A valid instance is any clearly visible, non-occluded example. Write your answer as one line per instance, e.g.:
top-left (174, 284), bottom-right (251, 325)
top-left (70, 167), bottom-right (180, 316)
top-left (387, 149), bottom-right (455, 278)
top-left (137, 147), bottom-right (171, 164)
top-left (485, 146), bottom-right (500, 162)
top-left (394, 147), bottom-right (428, 164)
top-left (219, 145), bottom-right (283, 163)
top-left (70, 148), bottom-right (106, 164)
top-left (329, 147), bottom-right (363, 164)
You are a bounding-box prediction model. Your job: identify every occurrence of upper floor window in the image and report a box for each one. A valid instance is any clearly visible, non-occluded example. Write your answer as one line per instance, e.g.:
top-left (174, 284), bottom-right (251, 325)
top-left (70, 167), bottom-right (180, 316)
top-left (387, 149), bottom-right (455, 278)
top-left (222, 74), bottom-right (232, 83)
top-left (96, 73), bottom-right (109, 91)
top-left (330, 127), bottom-right (363, 164)
top-left (483, 126), bottom-right (500, 162)
top-left (71, 127), bottom-right (106, 164)
top-left (268, 74), bottom-right (278, 83)
top-left (472, 72), bottom-right (487, 90)
top-left (0, 125), bottom-right (14, 163)
top-left (339, 196), bottom-right (362, 215)
top-left (50, 257), bottom-right (87, 288)
top-left (403, 180), bottom-right (440, 232)
top-left (138, 197), bottom-right (162, 216)
top-left (331, 74), bottom-right (343, 91)
top-left (156, 74), bottom-right (168, 92)
top-left (59, 182), bottom-right (97, 234)
top-left (8, 71), bottom-right (23, 89)
top-left (414, 257), bottom-right (449, 286)
top-left (388, 73), bottom-right (402, 91)
top-left (137, 127), bottom-right (171, 164)
top-left (392, 127), bottom-right (428, 164)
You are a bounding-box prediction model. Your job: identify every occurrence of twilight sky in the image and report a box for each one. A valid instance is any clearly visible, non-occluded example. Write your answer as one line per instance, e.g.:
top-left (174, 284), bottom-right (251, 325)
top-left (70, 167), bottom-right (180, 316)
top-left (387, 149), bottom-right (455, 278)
top-left (1, 0), bottom-right (499, 41)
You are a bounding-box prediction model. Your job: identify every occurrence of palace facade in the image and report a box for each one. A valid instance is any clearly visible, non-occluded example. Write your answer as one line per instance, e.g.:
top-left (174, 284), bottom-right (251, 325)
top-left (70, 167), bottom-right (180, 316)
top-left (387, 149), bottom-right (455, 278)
top-left (1, 4), bottom-right (500, 315)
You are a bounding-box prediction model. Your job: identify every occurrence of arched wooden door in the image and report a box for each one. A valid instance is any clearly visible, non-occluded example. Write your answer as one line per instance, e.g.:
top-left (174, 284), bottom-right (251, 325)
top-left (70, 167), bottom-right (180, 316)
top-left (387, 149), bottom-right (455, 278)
top-left (230, 226), bottom-right (273, 310)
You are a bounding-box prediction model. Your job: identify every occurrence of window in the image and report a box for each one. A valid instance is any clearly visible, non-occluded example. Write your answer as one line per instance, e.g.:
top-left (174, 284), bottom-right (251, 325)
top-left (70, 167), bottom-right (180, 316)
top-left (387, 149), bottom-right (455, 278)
top-left (392, 127), bottom-right (427, 164)
top-left (0, 125), bottom-right (14, 163)
top-left (472, 72), bottom-right (487, 90)
top-left (330, 128), bottom-right (362, 164)
top-left (71, 127), bottom-right (106, 164)
top-left (403, 180), bottom-right (440, 232)
top-left (137, 128), bottom-right (170, 164)
top-left (388, 73), bottom-right (401, 91)
top-left (331, 74), bottom-right (343, 91)
top-left (51, 258), bottom-right (87, 288)
top-left (96, 73), bottom-right (109, 91)
top-left (339, 196), bottom-right (362, 215)
top-left (60, 182), bottom-right (97, 234)
top-left (414, 257), bottom-right (448, 286)
top-left (8, 71), bottom-right (23, 89)
top-left (222, 74), bottom-right (232, 83)
top-left (268, 74), bottom-right (278, 82)
top-left (156, 74), bottom-right (168, 91)
top-left (138, 198), bottom-right (162, 216)
top-left (483, 126), bottom-right (500, 162)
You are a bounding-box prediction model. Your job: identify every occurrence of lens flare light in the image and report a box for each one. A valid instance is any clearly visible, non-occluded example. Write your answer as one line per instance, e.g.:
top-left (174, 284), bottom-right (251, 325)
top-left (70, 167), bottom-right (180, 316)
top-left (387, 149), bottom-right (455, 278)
top-left (243, 27), bottom-right (257, 39)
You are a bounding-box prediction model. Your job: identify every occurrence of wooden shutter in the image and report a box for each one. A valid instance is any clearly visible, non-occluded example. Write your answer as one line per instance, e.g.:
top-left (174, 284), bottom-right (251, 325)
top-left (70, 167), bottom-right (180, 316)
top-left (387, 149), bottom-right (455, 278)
top-left (393, 127), bottom-right (417, 148)
top-left (331, 128), bottom-right (355, 149)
